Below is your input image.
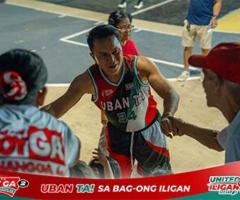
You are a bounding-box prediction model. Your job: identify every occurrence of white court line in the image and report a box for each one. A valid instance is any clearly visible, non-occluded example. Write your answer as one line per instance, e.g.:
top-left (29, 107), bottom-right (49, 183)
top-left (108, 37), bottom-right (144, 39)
top-left (94, 21), bottom-right (105, 25)
top-left (214, 29), bottom-right (240, 34)
top-left (58, 14), bottom-right (66, 18)
top-left (60, 38), bottom-right (88, 47)
top-left (132, 0), bottom-right (177, 16)
top-left (135, 27), bottom-right (181, 36)
top-left (133, 28), bottom-right (142, 33)
top-left (137, 27), bottom-right (239, 36)
top-left (60, 27), bottom-right (93, 41)
top-left (149, 57), bottom-right (184, 68)
top-left (60, 21), bottom-right (104, 42)
top-left (60, 25), bottom-right (143, 41)
top-left (148, 57), bottom-right (197, 70)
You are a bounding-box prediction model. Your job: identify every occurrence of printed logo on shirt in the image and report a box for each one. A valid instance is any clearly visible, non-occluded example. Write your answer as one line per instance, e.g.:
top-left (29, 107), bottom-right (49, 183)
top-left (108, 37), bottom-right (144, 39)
top-left (0, 177), bottom-right (29, 197)
top-left (100, 90), bottom-right (146, 111)
top-left (0, 127), bottom-right (66, 176)
top-left (125, 83), bottom-right (134, 90)
top-left (101, 89), bottom-right (114, 97)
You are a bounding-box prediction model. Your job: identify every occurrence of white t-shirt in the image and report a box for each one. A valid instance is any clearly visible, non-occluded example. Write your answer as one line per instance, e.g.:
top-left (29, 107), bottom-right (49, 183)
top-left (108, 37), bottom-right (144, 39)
top-left (217, 110), bottom-right (240, 163)
top-left (0, 104), bottom-right (80, 176)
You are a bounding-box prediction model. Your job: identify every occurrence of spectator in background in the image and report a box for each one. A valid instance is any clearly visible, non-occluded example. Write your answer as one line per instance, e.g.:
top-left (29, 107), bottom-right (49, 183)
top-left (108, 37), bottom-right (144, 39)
top-left (173, 42), bottom-right (240, 163)
top-left (118, 0), bottom-right (144, 9)
top-left (177, 0), bottom-right (222, 81)
top-left (0, 49), bottom-right (92, 177)
top-left (108, 10), bottom-right (140, 57)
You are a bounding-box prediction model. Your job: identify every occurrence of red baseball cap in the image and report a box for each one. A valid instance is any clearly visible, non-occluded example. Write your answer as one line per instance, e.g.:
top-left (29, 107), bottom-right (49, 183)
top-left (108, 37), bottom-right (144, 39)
top-left (189, 42), bottom-right (240, 84)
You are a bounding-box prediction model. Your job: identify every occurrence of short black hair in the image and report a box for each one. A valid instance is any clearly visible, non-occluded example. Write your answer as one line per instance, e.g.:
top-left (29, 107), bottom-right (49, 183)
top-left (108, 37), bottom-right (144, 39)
top-left (87, 24), bottom-right (120, 51)
top-left (108, 10), bottom-right (132, 27)
top-left (0, 49), bottom-right (48, 104)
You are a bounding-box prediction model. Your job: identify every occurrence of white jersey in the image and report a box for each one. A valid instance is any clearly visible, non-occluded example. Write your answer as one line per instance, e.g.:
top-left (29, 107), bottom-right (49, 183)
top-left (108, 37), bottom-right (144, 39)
top-left (0, 104), bottom-right (80, 177)
top-left (217, 110), bottom-right (240, 163)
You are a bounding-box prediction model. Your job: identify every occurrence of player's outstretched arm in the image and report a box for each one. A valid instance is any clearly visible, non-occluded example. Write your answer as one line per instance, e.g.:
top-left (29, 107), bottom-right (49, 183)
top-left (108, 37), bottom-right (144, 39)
top-left (137, 56), bottom-right (179, 116)
top-left (42, 71), bottom-right (94, 118)
top-left (172, 117), bottom-right (223, 151)
top-left (137, 56), bottom-right (179, 136)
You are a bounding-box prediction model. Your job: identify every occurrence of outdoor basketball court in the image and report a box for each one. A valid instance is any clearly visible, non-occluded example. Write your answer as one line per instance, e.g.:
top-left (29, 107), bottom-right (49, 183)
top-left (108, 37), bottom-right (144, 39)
top-left (0, 1), bottom-right (239, 84)
top-left (0, 0), bottom-right (239, 175)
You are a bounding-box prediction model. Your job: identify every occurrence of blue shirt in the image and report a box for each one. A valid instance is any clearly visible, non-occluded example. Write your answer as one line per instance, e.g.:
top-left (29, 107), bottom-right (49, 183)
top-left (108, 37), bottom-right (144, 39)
top-left (217, 111), bottom-right (240, 163)
top-left (187, 0), bottom-right (214, 25)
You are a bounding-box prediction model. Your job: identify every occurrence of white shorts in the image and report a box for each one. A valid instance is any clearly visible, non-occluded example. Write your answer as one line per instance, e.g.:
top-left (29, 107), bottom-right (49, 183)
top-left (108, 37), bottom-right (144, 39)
top-left (182, 20), bottom-right (212, 49)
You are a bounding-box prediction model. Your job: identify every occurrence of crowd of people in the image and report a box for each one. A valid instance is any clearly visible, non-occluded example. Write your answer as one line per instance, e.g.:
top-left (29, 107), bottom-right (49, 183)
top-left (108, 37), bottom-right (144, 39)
top-left (1, 0), bottom-right (239, 179)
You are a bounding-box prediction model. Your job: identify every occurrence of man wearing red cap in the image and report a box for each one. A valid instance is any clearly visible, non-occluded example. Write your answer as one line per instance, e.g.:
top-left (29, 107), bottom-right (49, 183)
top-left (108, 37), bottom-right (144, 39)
top-left (172, 42), bottom-right (240, 163)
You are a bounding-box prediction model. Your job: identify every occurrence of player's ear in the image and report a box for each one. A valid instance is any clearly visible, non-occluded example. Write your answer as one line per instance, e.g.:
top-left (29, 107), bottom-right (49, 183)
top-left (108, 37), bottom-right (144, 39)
top-left (90, 52), bottom-right (98, 63)
top-left (36, 86), bottom-right (47, 106)
top-left (212, 73), bottom-right (223, 89)
top-left (89, 52), bottom-right (94, 59)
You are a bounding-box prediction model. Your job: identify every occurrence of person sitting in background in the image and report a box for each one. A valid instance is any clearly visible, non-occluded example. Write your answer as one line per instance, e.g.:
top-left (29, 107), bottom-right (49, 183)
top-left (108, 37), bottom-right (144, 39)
top-left (172, 42), bottom-right (240, 163)
top-left (0, 49), bottom-right (88, 177)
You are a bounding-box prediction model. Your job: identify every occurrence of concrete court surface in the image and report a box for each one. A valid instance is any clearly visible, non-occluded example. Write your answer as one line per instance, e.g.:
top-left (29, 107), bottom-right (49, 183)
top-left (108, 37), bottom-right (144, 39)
top-left (40, 0), bottom-right (240, 26)
top-left (1, 0), bottom-right (239, 84)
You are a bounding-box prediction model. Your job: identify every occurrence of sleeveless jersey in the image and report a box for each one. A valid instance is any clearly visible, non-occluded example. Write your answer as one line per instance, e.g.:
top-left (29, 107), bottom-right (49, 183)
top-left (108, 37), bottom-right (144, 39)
top-left (88, 55), bottom-right (158, 132)
top-left (0, 105), bottom-right (80, 177)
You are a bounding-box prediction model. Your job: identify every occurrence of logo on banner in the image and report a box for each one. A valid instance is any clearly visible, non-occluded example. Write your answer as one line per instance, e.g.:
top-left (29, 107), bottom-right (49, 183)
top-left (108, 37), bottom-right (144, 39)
top-left (208, 176), bottom-right (240, 196)
top-left (0, 177), bottom-right (29, 197)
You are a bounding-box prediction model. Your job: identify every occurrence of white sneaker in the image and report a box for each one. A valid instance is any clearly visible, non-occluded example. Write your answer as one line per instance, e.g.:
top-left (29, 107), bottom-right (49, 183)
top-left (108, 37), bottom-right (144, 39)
top-left (134, 1), bottom-right (143, 9)
top-left (177, 71), bottom-right (190, 82)
top-left (118, 2), bottom-right (127, 8)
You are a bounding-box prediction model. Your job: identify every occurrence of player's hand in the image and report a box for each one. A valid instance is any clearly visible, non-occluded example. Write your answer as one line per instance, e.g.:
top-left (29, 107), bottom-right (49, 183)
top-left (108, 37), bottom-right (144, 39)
top-left (171, 117), bottom-right (185, 136)
top-left (92, 148), bottom-right (108, 166)
top-left (101, 119), bottom-right (108, 126)
top-left (101, 112), bottom-right (108, 126)
top-left (210, 17), bottom-right (218, 28)
top-left (160, 113), bottom-right (173, 138)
